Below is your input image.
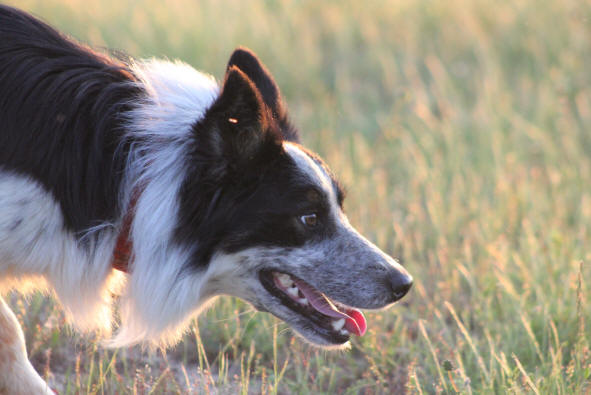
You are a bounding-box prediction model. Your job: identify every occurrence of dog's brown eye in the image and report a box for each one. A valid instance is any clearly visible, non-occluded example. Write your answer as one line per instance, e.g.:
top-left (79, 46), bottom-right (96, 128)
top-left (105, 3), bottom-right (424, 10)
top-left (300, 213), bottom-right (317, 227)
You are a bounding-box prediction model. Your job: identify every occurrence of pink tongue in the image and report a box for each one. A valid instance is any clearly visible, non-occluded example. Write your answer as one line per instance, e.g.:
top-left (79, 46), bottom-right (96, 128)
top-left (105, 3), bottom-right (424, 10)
top-left (293, 279), bottom-right (367, 336)
top-left (344, 309), bottom-right (367, 336)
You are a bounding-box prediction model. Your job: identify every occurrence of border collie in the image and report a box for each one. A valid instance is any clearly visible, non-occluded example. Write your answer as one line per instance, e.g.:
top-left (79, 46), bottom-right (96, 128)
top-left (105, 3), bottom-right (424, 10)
top-left (0, 5), bottom-right (412, 393)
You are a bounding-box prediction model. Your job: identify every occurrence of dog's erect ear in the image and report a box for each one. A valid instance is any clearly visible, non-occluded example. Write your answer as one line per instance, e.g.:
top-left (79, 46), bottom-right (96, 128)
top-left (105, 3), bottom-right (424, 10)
top-left (227, 47), bottom-right (284, 119)
top-left (217, 65), bottom-right (269, 131)
top-left (227, 47), bottom-right (299, 142)
top-left (197, 66), bottom-right (280, 168)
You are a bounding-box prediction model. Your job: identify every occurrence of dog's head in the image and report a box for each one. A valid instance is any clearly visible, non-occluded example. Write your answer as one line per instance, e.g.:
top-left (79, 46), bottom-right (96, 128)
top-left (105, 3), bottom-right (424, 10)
top-left (175, 48), bottom-right (412, 347)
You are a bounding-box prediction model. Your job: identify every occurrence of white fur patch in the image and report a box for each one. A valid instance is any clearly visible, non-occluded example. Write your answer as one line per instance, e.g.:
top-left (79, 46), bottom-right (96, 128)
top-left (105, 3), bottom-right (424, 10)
top-left (284, 142), bottom-right (340, 214)
top-left (128, 59), bottom-right (218, 142)
top-left (0, 171), bottom-right (122, 334)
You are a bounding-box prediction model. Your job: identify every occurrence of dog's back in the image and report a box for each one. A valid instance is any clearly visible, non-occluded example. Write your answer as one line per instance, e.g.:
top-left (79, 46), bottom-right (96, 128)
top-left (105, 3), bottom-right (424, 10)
top-left (0, 5), bottom-right (140, 233)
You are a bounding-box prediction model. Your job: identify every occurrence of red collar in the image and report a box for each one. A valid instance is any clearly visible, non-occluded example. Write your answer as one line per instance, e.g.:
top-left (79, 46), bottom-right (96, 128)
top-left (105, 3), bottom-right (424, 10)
top-left (112, 193), bottom-right (139, 273)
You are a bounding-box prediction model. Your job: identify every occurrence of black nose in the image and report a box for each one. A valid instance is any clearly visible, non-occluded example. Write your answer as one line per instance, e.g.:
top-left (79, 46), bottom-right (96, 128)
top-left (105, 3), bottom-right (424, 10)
top-left (389, 271), bottom-right (413, 302)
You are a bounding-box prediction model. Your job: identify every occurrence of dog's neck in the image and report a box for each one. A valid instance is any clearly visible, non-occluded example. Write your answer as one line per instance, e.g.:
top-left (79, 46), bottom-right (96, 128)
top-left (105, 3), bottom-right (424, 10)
top-left (110, 60), bottom-right (219, 274)
top-left (112, 193), bottom-right (139, 273)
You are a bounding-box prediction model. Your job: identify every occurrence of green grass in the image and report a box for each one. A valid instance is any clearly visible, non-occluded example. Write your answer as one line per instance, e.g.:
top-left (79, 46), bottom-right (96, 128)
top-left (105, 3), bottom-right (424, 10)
top-left (4, 0), bottom-right (591, 393)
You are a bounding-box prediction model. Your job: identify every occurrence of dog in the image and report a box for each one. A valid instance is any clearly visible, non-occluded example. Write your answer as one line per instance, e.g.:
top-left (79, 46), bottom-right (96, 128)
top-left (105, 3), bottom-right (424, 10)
top-left (0, 5), bottom-right (413, 393)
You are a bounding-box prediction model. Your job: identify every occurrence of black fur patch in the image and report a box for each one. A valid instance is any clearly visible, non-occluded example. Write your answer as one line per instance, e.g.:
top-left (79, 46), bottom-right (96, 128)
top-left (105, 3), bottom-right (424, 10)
top-left (0, 5), bottom-right (141, 234)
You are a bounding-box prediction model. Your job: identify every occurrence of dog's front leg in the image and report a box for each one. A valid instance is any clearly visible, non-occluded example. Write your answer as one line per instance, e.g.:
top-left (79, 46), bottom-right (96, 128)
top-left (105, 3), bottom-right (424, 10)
top-left (0, 296), bottom-right (52, 395)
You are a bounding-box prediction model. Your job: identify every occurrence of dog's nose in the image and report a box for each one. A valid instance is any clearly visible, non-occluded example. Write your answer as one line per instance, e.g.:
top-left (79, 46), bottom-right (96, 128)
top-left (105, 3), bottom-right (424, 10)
top-left (389, 270), bottom-right (413, 301)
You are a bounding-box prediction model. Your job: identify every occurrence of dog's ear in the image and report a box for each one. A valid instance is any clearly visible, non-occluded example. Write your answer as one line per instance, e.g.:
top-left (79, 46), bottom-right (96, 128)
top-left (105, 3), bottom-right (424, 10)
top-left (196, 66), bottom-right (281, 170)
top-left (227, 47), bottom-right (299, 142)
top-left (227, 48), bottom-right (284, 120)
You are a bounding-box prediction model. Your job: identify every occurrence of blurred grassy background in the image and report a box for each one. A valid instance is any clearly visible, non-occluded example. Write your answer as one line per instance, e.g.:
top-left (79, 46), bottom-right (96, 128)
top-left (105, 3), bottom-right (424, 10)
top-left (4, 0), bottom-right (591, 393)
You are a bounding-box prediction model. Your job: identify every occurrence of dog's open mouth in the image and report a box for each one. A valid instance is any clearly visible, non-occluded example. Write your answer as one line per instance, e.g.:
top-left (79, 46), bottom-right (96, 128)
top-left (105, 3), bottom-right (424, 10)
top-left (259, 270), bottom-right (367, 344)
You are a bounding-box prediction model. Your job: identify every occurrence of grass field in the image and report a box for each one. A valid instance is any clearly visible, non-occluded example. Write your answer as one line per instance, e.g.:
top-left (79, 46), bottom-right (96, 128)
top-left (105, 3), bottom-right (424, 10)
top-left (4, 0), bottom-right (591, 393)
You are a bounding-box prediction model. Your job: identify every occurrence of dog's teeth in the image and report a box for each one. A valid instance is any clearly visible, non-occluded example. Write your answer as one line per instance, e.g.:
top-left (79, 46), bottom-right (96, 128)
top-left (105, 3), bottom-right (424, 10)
top-left (332, 318), bottom-right (345, 331)
top-left (339, 329), bottom-right (349, 336)
top-left (277, 274), bottom-right (294, 288)
top-left (297, 297), bottom-right (308, 306)
top-left (287, 287), bottom-right (299, 297)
